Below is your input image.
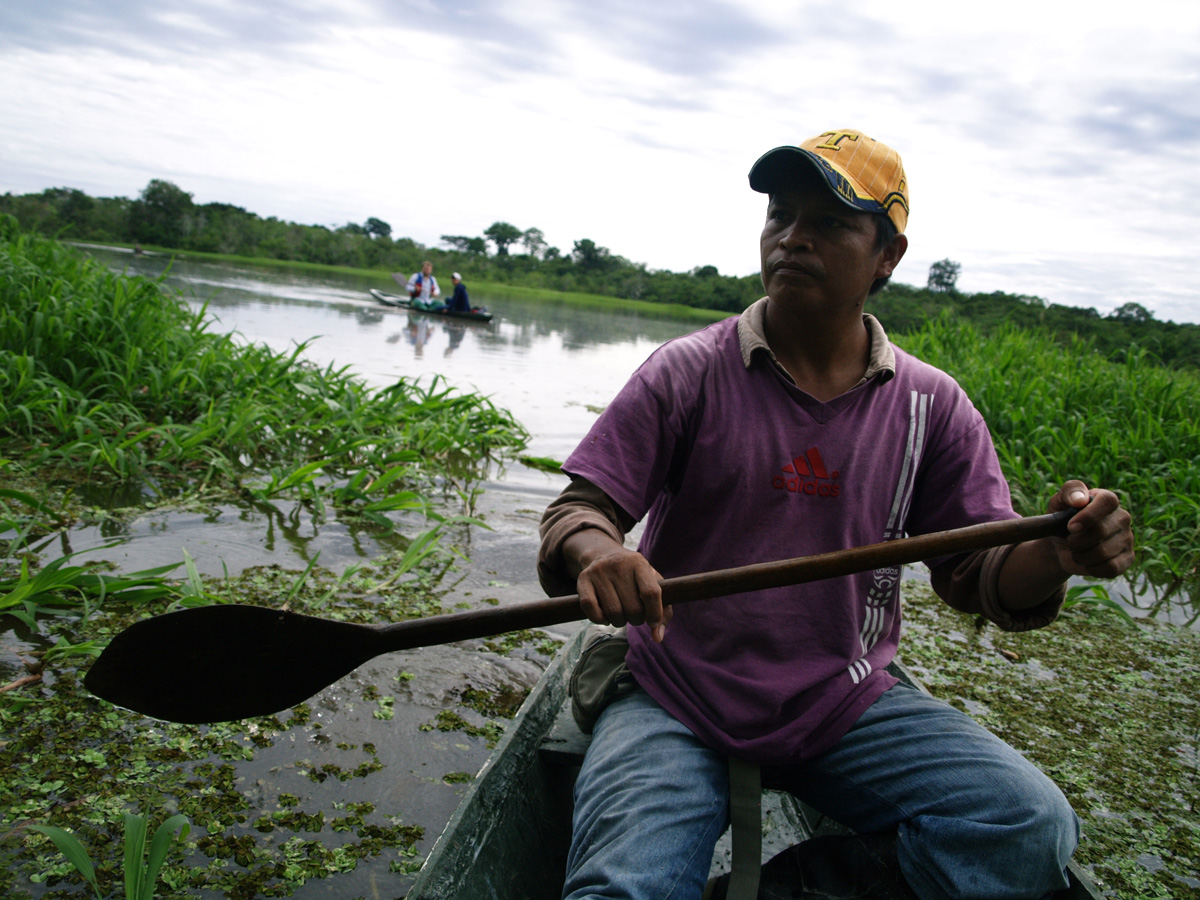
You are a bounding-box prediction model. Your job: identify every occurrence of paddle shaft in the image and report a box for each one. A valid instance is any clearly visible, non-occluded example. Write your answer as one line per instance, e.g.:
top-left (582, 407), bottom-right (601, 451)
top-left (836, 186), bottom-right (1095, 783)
top-left (370, 509), bottom-right (1075, 652)
top-left (84, 510), bottom-right (1074, 722)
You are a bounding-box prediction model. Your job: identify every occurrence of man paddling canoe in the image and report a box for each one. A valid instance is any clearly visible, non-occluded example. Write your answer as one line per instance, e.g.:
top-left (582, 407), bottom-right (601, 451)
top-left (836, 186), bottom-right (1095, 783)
top-left (538, 129), bottom-right (1134, 900)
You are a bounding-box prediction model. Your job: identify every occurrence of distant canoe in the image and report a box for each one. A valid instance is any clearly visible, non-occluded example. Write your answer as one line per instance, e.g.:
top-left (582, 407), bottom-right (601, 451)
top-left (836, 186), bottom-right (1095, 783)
top-left (369, 288), bottom-right (493, 322)
top-left (404, 628), bottom-right (1105, 900)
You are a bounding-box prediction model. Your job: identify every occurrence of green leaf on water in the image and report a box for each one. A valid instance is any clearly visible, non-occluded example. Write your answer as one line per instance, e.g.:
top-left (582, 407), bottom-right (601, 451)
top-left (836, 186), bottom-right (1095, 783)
top-left (26, 825), bottom-right (102, 899)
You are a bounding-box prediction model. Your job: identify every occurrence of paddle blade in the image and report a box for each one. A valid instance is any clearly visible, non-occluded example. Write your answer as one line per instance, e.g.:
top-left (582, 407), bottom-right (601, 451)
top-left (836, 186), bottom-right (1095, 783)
top-left (84, 605), bottom-right (386, 724)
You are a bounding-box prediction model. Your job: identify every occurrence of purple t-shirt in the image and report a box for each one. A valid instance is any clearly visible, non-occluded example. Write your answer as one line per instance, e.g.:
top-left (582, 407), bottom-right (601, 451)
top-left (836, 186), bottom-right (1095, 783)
top-left (562, 315), bottom-right (1017, 765)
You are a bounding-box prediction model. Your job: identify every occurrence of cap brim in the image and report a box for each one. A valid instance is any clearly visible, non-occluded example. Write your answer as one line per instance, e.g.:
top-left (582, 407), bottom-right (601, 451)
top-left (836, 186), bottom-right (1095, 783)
top-left (748, 146), bottom-right (885, 217)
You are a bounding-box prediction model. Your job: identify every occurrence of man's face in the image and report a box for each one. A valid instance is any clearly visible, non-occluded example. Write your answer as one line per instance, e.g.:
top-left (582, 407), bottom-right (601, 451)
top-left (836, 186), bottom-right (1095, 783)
top-left (422, 263), bottom-right (433, 275)
top-left (759, 168), bottom-right (904, 316)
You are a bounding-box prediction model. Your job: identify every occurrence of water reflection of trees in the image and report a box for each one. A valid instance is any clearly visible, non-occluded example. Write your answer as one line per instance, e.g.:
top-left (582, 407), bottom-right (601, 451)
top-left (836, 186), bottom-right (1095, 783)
top-left (99, 248), bottom-right (707, 351)
top-left (472, 295), bottom-right (702, 351)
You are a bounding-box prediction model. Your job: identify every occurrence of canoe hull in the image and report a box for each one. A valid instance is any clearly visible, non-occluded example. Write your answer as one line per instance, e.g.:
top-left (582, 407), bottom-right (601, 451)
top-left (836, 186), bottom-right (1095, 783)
top-left (405, 632), bottom-right (582, 900)
top-left (369, 288), bottom-right (494, 322)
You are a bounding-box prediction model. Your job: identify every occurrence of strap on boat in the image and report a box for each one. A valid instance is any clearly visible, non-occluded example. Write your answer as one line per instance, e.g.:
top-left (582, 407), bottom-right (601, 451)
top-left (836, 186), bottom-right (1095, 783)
top-left (726, 756), bottom-right (762, 900)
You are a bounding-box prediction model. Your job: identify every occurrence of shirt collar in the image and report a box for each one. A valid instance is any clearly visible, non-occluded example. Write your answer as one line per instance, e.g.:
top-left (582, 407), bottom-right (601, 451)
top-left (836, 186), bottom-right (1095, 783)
top-left (736, 297), bottom-right (896, 386)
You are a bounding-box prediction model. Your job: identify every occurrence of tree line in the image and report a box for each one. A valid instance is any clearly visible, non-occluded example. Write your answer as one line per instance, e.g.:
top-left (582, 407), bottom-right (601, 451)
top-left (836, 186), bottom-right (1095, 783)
top-left (3, 181), bottom-right (1198, 369)
top-left (0, 181), bottom-right (762, 313)
top-left (903, 258), bottom-right (1200, 370)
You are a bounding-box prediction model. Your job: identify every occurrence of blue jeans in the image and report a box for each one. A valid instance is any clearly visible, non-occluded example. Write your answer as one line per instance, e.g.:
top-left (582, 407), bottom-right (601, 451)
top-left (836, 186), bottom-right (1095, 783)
top-left (563, 683), bottom-right (1078, 900)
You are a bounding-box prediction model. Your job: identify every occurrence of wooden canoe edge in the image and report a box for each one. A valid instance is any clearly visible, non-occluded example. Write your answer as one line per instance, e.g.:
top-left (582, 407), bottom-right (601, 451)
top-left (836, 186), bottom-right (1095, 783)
top-left (404, 628), bottom-right (586, 900)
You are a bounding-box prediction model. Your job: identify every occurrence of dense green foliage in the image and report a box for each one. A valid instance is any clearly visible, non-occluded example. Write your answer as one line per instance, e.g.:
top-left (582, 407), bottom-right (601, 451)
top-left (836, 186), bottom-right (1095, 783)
top-left (0, 215), bottom-right (527, 518)
top-left (894, 314), bottom-right (1200, 603)
top-left (873, 282), bottom-right (1200, 371)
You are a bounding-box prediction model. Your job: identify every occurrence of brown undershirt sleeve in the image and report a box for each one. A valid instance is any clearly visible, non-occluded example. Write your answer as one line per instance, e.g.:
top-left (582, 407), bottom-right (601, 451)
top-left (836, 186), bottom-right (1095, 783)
top-left (929, 545), bottom-right (1066, 632)
top-left (537, 477), bottom-right (637, 598)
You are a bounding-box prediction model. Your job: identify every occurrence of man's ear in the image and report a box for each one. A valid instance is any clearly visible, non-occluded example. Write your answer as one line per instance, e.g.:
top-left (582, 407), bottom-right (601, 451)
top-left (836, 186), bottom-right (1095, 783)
top-left (875, 233), bottom-right (908, 280)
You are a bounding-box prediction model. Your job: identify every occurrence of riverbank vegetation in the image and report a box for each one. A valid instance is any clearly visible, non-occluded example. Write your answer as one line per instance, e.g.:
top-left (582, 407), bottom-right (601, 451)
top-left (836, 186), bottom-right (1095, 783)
top-left (0, 215), bottom-right (527, 513)
top-left (893, 315), bottom-right (1200, 618)
top-left (0, 219), bottom-right (541, 897)
top-left (5, 181), bottom-right (1200, 369)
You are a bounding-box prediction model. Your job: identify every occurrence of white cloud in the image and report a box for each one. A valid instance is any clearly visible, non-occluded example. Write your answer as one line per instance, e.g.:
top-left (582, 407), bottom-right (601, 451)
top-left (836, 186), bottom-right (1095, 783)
top-left (1, 0), bottom-right (1198, 321)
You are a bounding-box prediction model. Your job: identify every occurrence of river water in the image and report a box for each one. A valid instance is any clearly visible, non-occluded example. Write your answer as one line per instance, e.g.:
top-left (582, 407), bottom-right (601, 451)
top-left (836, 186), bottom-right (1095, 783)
top-left (106, 250), bottom-right (692, 478)
top-left (22, 248), bottom-right (1178, 898)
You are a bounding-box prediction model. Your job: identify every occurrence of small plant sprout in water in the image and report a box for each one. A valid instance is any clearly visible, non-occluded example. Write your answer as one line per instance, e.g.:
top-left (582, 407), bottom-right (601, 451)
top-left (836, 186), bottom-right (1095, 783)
top-left (28, 811), bottom-right (190, 900)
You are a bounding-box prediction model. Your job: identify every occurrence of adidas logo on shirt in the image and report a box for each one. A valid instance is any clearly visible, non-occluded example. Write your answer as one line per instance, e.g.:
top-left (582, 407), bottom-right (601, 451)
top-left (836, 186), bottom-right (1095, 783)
top-left (772, 447), bottom-right (841, 498)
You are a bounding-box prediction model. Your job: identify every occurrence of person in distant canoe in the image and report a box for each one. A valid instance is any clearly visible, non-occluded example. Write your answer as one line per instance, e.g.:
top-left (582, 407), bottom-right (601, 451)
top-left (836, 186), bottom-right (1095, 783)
top-left (406, 261), bottom-right (442, 310)
top-left (447, 272), bottom-right (471, 313)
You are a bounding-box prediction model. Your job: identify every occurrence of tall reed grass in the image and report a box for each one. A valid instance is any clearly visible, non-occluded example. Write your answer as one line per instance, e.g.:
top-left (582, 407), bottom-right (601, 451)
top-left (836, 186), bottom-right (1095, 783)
top-left (0, 216), bottom-right (528, 511)
top-left (897, 313), bottom-right (1200, 599)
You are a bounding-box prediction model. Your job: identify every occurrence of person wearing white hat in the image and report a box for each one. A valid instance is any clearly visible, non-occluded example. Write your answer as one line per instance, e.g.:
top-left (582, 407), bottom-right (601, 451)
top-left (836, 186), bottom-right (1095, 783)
top-left (447, 272), bottom-right (471, 313)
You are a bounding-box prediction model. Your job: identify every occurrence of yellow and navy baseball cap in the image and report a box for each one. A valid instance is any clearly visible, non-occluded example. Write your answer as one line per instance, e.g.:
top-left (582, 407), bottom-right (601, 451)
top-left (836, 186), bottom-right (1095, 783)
top-left (749, 129), bottom-right (909, 233)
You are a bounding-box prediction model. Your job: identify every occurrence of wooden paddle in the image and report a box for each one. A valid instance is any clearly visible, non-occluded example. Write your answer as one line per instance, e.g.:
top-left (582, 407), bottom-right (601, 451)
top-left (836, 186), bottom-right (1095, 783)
top-left (83, 510), bottom-right (1073, 723)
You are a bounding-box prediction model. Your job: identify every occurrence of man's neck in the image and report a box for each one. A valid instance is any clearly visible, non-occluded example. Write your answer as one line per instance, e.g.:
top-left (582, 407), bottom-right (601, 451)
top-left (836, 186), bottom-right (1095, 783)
top-left (763, 302), bottom-right (871, 402)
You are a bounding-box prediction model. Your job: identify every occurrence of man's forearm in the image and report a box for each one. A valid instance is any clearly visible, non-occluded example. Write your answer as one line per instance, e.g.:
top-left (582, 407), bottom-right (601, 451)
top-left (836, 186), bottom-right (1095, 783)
top-left (537, 477), bottom-right (633, 597)
top-left (562, 528), bottom-right (628, 581)
top-left (997, 538), bottom-right (1070, 612)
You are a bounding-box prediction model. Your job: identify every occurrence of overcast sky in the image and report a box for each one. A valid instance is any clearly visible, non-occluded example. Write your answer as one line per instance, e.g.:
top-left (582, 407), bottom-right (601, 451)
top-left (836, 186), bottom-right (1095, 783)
top-left (3, 1), bottom-right (1198, 322)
